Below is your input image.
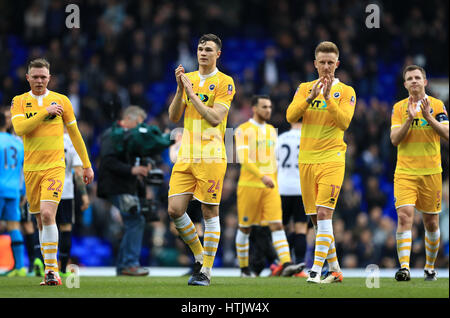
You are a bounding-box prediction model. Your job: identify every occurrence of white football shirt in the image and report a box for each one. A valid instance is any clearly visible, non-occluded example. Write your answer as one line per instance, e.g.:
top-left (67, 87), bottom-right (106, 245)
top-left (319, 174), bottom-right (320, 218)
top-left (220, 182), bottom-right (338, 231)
top-left (61, 133), bottom-right (83, 199)
top-left (276, 128), bottom-right (301, 196)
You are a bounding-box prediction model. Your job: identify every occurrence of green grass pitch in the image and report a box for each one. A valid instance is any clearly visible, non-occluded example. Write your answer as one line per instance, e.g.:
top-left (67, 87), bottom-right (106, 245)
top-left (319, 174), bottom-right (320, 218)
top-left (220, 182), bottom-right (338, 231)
top-left (0, 276), bottom-right (448, 298)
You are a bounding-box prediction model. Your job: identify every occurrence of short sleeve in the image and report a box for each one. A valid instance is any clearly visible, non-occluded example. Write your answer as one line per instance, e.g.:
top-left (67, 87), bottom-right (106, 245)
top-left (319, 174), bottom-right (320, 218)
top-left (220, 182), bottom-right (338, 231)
top-left (391, 102), bottom-right (403, 129)
top-left (214, 76), bottom-right (235, 110)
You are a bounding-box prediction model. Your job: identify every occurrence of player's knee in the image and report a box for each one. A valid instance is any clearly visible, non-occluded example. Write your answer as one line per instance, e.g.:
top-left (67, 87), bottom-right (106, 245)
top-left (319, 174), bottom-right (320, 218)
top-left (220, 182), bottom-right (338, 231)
top-left (5, 221), bottom-right (20, 232)
top-left (316, 207), bottom-right (333, 220)
top-left (423, 215), bottom-right (439, 232)
top-left (167, 205), bottom-right (183, 219)
top-left (238, 226), bottom-right (251, 235)
top-left (40, 209), bottom-right (55, 225)
top-left (397, 210), bottom-right (413, 228)
top-left (294, 222), bottom-right (308, 234)
top-left (268, 222), bottom-right (283, 232)
top-left (59, 223), bottom-right (72, 232)
top-left (425, 221), bottom-right (439, 232)
top-left (201, 204), bottom-right (219, 219)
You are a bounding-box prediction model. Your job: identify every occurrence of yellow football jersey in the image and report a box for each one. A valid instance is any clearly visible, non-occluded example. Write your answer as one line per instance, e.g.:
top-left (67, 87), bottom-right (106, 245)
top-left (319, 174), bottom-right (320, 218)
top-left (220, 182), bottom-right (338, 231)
top-left (178, 68), bottom-right (235, 160)
top-left (391, 95), bottom-right (449, 175)
top-left (235, 119), bottom-right (278, 188)
top-left (288, 78), bottom-right (356, 163)
top-left (10, 89), bottom-right (76, 171)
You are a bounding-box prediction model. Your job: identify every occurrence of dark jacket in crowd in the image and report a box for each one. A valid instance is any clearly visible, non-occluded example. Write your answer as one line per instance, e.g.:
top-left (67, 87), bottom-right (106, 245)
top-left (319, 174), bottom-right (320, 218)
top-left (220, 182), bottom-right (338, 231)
top-left (97, 123), bottom-right (138, 198)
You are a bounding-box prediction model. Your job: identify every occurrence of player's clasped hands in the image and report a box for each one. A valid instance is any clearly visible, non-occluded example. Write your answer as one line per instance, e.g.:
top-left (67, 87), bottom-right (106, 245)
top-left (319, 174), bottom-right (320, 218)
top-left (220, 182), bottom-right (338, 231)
top-left (322, 74), bottom-right (333, 99)
top-left (307, 74), bottom-right (334, 101)
top-left (180, 73), bottom-right (194, 97)
top-left (46, 103), bottom-right (64, 117)
top-left (175, 64), bottom-right (185, 87)
top-left (308, 77), bottom-right (324, 101)
top-left (407, 96), bottom-right (418, 120)
top-left (420, 97), bottom-right (431, 118)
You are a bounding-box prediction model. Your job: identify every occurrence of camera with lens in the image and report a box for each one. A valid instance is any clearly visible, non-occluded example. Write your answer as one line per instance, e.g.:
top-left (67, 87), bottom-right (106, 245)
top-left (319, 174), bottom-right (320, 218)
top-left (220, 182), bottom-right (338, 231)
top-left (140, 198), bottom-right (160, 222)
top-left (112, 122), bottom-right (174, 222)
top-left (140, 157), bottom-right (165, 186)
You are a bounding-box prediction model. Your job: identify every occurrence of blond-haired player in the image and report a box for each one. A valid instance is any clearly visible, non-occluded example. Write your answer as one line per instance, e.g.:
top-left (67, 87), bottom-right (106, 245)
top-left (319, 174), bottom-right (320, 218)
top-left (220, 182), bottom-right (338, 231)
top-left (286, 41), bottom-right (356, 283)
top-left (10, 58), bottom-right (94, 286)
top-left (391, 65), bottom-right (449, 281)
top-left (167, 34), bottom-right (235, 286)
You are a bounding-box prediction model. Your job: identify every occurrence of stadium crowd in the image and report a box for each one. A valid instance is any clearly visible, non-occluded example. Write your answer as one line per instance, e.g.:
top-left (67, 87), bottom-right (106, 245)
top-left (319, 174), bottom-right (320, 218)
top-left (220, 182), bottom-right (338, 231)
top-left (0, 0), bottom-right (448, 271)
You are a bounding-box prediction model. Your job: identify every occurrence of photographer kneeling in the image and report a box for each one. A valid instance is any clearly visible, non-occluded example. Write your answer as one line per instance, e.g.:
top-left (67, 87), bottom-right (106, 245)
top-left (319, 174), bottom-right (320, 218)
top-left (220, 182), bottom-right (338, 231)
top-left (98, 106), bottom-right (150, 276)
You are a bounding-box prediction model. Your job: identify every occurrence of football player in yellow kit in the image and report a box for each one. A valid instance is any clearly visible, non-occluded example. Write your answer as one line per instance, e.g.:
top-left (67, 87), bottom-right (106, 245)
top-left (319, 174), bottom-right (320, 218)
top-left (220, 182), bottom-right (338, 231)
top-left (167, 34), bottom-right (235, 286)
top-left (286, 41), bottom-right (356, 284)
top-left (391, 65), bottom-right (449, 282)
top-left (10, 58), bottom-right (93, 286)
top-left (234, 95), bottom-right (304, 277)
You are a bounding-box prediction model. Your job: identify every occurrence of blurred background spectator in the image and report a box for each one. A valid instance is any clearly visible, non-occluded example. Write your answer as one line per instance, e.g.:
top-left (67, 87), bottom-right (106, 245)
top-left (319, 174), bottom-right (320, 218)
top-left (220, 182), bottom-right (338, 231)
top-left (0, 0), bottom-right (448, 272)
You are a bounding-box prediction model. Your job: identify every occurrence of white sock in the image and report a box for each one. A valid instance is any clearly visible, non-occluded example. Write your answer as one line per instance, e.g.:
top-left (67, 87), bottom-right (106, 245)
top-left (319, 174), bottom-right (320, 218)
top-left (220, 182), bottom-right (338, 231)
top-left (311, 219), bottom-right (334, 273)
top-left (271, 230), bottom-right (292, 264)
top-left (425, 229), bottom-right (440, 271)
top-left (202, 216), bottom-right (220, 277)
top-left (173, 212), bottom-right (203, 263)
top-left (235, 229), bottom-right (250, 268)
top-left (42, 224), bottom-right (59, 273)
top-left (396, 231), bottom-right (412, 270)
top-left (327, 240), bottom-right (341, 272)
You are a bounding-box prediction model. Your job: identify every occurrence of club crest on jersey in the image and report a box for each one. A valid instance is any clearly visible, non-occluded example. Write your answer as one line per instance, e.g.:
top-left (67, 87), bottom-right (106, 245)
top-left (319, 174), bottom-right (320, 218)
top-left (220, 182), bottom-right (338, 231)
top-left (333, 92), bottom-right (341, 98)
top-left (209, 84), bottom-right (215, 91)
